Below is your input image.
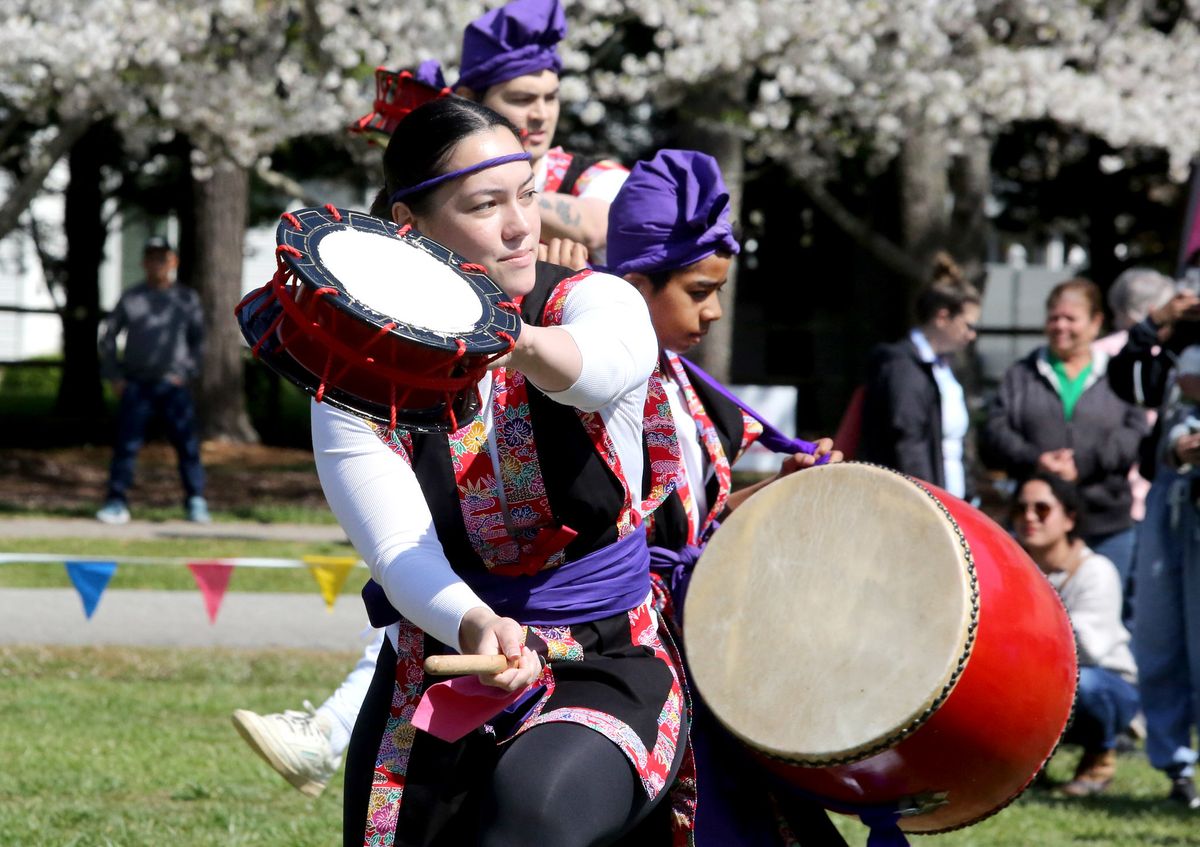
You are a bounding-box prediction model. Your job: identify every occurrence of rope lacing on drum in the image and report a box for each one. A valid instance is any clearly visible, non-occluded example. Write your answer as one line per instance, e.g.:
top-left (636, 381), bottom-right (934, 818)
top-left (246, 234), bottom-right (502, 436)
top-left (495, 300), bottom-right (519, 313)
top-left (242, 245), bottom-right (307, 359)
top-left (323, 204), bottom-right (342, 222)
top-left (281, 212), bottom-right (303, 231)
top-left (396, 223), bottom-right (412, 237)
top-left (459, 262), bottom-right (489, 274)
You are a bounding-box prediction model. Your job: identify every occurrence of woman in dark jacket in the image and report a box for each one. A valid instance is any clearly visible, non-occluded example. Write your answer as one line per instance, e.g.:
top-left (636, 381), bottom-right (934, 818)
top-left (981, 278), bottom-right (1148, 588)
top-left (862, 254), bottom-right (980, 498)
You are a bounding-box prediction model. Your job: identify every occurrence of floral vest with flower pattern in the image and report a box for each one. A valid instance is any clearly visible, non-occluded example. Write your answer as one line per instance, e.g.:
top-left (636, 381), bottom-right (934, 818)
top-left (381, 262), bottom-right (679, 577)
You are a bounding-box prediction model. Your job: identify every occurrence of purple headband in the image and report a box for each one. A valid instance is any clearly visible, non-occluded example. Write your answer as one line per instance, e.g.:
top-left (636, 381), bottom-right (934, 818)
top-left (388, 152), bottom-right (531, 205)
top-left (606, 149), bottom-right (740, 279)
top-left (457, 0), bottom-right (566, 93)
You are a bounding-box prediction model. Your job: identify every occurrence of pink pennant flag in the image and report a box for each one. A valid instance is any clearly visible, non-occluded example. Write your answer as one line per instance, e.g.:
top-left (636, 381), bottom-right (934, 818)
top-left (187, 561), bottom-right (235, 624)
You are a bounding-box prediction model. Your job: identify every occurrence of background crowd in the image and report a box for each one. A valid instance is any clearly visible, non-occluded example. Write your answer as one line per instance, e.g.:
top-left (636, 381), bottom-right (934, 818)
top-left (860, 253), bottom-right (1200, 809)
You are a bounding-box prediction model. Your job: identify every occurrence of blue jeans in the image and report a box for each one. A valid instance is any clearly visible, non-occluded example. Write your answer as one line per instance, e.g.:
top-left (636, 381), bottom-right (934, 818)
top-left (1086, 525), bottom-right (1138, 628)
top-left (1133, 474), bottom-right (1200, 778)
top-left (1063, 666), bottom-right (1140, 752)
top-left (105, 379), bottom-right (205, 504)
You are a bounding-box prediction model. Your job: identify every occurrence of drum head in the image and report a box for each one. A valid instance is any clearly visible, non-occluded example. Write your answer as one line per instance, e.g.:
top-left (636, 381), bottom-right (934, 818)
top-left (683, 463), bottom-right (975, 765)
top-left (276, 208), bottom-right (519, 353)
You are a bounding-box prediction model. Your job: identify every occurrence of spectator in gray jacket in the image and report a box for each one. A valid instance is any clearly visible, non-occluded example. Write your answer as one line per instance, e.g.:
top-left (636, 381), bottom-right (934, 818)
top-left (981, 278), bottom-right (1147, 587)
top-left (96, 236), bottom-right (209, 524)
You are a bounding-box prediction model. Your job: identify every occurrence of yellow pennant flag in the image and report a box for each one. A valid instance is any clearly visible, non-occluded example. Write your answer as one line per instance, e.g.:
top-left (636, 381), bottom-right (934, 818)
top-left (303, 555), bottom-right (359, 610)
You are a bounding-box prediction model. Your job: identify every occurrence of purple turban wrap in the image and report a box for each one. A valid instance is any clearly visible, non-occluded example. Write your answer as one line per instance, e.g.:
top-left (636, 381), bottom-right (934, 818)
top-left (606, 149), bottom-right (741, 279)
top-left (457, 0), bottom-right (567, 93)
top-left (414, 59), bottom-right (447, 90)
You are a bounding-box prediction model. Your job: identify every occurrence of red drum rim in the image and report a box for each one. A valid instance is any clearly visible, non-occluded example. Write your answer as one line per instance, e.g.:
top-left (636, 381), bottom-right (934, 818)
top-left (683, 463), bottom-right (978, 767)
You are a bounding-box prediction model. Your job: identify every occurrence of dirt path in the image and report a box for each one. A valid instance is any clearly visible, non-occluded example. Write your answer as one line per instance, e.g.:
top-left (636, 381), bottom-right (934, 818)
top-left (0, 443), bottom-right (327, 513)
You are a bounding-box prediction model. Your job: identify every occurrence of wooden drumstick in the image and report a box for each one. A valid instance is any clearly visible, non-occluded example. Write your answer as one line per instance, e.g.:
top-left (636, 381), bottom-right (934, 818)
top-left (423, 654), bottom-right (511, 676)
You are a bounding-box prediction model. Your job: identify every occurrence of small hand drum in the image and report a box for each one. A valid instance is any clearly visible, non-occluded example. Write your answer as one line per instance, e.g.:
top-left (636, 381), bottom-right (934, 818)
top-left (236, 205), bottom-right (521, 433)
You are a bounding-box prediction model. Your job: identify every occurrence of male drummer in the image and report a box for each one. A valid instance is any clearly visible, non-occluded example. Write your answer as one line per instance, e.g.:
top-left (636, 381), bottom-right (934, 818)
top-left (454, 0), bottom-right (628, 262)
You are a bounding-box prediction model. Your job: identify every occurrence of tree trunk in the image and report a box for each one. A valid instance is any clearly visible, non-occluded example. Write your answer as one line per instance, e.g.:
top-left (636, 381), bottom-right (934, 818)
top-left (54, 122), bottom-right (111, 421)
top-left (675, 111), bottom-right (744, 383)
top-left (947, 136), bottom-right (992, 287)
top-left (898, 123), bottom-right (952, 292)
top-left (192, 159), bottom-right (258, 443)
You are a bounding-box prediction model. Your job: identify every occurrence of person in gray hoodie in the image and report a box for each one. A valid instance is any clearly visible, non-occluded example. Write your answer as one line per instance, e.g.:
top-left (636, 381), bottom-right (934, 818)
top-left (981, 277), bottom-right (1147, 588)
top-left (96, 236), bottom-right (208, 524)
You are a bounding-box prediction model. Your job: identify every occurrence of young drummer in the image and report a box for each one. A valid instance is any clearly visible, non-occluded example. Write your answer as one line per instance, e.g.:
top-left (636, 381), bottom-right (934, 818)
top-left (231, 6), bottom-right (626, 791)
top-left (455, 0), bottom-right (628, 260)
top-left (314, 97), bottom-right (688, 846)
top-left (607, 148), bottom-right (848, 844)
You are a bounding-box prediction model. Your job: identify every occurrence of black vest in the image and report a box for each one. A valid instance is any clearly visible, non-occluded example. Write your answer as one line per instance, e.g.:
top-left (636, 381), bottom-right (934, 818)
top-left (644, 358), bottom-right (748, 550)
top-left (410, 263), bottom-right (626, 575)
top-left (557, 153), bottom-right (596, 195)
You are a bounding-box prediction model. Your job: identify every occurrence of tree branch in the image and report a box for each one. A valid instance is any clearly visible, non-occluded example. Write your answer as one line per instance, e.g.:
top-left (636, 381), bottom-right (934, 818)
top-left (254, 163), bottom-right (320, 207)
top-left (792, 173), bottom-right (926, 287)
top-left (0, 118), bottom-right (91, 242)
top-left (26, 213), bottom-right (65, 313)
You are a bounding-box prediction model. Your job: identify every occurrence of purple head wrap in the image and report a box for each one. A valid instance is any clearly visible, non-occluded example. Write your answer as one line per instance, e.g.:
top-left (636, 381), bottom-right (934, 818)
top-left (457, 0), bottom-right (567, 93)
top-left (414, 59), bottom-right (447, 90)
top-left (606, 149), bottom-right (741, 279)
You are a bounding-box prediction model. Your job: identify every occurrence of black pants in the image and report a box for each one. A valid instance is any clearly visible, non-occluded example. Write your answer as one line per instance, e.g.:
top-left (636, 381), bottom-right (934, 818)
top-left (345, 637), bottom-right (684, 847)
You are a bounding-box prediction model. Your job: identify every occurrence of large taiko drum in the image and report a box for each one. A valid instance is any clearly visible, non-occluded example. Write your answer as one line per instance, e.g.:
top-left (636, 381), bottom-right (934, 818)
top-left (683, 462), bottom-right (1077, 833)
top-left (236, 206), bottom-right (520, 433)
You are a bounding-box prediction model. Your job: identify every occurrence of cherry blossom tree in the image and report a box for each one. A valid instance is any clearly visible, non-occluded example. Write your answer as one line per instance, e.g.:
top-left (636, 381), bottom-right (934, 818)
top-left (6, 0), bottom-right (1200, 392)
top-left (557, 0), bottom-right (1200, 374)
top-left (0, 0), bottom-right (479, 439)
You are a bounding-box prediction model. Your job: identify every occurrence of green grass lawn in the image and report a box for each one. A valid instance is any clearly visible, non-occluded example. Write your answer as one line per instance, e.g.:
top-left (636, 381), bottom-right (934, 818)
top-left (1, 646), bottom-right (1197, 846)
top-left (0, 537), bottom-right (363, 593)
top-left (0, 500), bottom-right (341, 525)
top-left (0, 645), bottom-right (352, 847)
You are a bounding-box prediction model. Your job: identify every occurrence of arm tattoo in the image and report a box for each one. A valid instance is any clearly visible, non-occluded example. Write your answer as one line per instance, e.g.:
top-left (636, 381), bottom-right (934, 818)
top-left (540, 195), bottom-right (583, 230)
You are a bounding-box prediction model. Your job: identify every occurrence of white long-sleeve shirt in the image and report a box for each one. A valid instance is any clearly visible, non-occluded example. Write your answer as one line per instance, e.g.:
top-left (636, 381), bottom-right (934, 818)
top-left (312, 271), bottom-right (657, 652)
top-left (1047, 549), bottom-right (1138, 683)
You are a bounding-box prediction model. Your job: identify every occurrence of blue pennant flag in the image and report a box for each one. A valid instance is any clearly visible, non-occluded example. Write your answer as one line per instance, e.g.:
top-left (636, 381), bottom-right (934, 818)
top-left (65, 561), bottom-right (118, 619)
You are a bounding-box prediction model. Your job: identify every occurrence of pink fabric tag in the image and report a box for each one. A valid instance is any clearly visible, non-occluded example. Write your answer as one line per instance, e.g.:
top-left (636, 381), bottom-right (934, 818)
top-left (412, 677), bottom-right (532, 743)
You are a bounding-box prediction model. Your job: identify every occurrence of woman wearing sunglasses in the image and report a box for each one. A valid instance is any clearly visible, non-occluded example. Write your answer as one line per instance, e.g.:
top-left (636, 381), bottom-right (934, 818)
top-left (1012, 473), bottom-right (1139, 797)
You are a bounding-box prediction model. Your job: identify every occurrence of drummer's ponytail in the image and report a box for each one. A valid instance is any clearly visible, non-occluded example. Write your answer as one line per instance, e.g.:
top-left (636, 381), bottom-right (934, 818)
top-left (372, 98), bottom-right (522, 220)
top-left (914, 251), bottom-right (981, 324)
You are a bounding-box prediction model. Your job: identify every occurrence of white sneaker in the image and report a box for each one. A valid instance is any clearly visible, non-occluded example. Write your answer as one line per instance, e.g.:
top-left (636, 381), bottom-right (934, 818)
top-left (95, 500), bottom-right (130, 525)
top-left (231, 701), bottom-right (341, 798)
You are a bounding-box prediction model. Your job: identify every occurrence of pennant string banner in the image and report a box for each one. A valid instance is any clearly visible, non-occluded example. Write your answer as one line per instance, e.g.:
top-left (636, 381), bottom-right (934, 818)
top-left (64, 561), bottom-right (118, 619)
top-left (187, 561), bottom-right (236, 624)
top-left (303, 555), bottom-right (359, 611)
top-left (2, 553), bottom-right (367, 620)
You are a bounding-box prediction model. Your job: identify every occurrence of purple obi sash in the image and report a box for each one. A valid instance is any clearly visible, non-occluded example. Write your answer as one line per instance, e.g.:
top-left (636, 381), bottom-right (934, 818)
top-left (649, 542), bottom-right (704, 620)
top-left (363, 529), bottom-right (651, 630)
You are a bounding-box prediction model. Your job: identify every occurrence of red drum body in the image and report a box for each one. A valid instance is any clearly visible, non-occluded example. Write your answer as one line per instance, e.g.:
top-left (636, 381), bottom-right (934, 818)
top-left (236, 206), bottom-right (520, 433)
top-left (683, 463), bottom-right (1077, 833)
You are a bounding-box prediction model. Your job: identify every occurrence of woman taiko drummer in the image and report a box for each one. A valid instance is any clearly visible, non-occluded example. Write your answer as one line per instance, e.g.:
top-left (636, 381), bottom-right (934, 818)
top-left (331, 96), bottom-right (687, 845)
